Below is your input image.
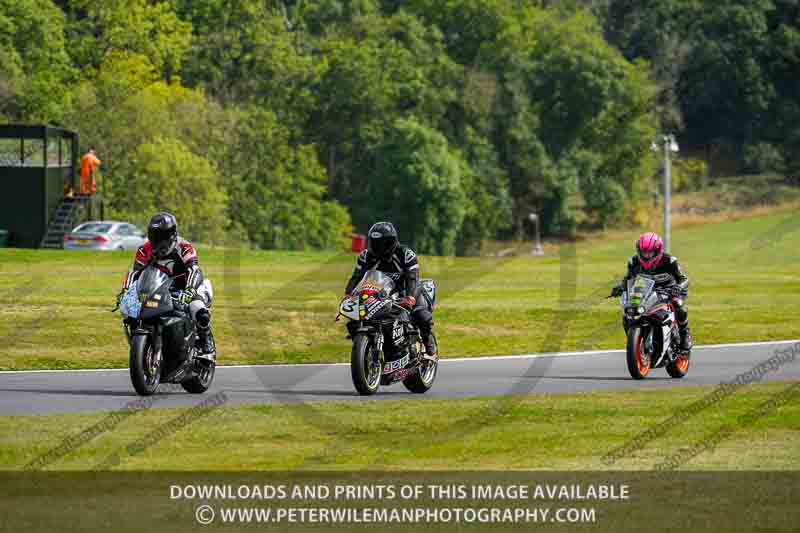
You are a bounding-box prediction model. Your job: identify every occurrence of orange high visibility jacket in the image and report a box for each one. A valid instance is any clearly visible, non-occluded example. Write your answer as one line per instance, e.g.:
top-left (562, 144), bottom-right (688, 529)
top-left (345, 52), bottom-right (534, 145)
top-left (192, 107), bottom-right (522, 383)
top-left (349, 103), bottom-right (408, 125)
top-left (80, 152), bottom-right (101, 179)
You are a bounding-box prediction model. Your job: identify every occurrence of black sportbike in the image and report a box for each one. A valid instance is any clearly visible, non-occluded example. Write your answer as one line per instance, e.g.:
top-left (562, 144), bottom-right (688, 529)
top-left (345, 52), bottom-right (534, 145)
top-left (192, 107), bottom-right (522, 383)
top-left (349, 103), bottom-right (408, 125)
top-left (338, 270), bottom-right (438, 396)
top-left (118, 264), bottom-right (215, 396)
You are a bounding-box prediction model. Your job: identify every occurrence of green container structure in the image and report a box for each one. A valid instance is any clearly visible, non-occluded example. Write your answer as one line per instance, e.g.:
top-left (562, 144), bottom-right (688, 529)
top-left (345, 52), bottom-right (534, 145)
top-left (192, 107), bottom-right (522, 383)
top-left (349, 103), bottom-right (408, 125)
top-left (0, 124), bottom-right (78, 248)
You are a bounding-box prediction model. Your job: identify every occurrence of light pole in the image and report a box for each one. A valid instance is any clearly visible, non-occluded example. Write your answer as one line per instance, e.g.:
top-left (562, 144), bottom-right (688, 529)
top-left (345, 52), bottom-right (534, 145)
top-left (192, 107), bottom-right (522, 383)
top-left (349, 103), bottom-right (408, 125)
top-left (652, 135), bottom-right (679, 252)
top-left (529, 213), bottom-right (544, 256)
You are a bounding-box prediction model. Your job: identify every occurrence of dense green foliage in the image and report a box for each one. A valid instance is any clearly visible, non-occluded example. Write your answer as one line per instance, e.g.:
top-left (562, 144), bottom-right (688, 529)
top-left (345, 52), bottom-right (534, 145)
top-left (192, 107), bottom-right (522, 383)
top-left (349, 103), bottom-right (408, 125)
top-left (1, 0), bottom-right (795, 252)
top-left (601, 0), bottom-right (800, 176)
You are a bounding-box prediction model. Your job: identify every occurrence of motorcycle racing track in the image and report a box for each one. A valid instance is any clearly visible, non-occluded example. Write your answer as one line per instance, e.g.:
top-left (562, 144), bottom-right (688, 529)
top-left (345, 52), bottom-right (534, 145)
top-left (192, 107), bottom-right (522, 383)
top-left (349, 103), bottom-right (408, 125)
top-left (0, 340), bottom-right (797, 415)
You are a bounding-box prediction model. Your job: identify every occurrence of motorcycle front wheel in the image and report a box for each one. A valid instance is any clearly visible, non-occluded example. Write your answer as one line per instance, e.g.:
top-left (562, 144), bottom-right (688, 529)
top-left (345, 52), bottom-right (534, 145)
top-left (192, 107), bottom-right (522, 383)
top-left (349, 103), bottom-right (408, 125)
top-left (626, 326), bottom-right (651, 380)
top-left (130, 333), bottom-right (162, 396)
top-left (351, 334), bottom-right (381, 396)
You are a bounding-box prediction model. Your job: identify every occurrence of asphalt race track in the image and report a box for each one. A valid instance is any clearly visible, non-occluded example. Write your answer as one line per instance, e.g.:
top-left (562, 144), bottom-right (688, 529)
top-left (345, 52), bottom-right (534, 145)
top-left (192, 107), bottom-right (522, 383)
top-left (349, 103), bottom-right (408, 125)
top-left (0, 340), bottom-right (797, 415)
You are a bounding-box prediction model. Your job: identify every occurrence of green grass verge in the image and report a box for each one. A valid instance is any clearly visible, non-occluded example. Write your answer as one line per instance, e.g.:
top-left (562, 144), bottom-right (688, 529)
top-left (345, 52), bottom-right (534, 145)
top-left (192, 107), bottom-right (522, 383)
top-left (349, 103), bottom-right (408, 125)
top-left (1, 208), bottom-right (799, 370)
top-left (1, 382), bottom-right (797, 471)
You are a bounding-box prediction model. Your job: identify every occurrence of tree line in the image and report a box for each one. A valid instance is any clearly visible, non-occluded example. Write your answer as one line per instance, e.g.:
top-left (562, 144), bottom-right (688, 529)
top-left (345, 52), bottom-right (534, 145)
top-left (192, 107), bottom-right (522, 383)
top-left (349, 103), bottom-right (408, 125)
top-left (1, 0), bottom-right (797, 253)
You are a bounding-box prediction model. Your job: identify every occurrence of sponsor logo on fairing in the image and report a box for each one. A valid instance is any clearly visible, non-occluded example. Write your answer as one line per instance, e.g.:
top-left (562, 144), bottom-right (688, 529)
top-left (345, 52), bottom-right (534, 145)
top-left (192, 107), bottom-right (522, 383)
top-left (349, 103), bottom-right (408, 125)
top-left (389, 367), bottom-right (418, 381)
top-left (365, 299), bottom-right (388, 319)
top-left (383, 354), bottom-right (410, 374)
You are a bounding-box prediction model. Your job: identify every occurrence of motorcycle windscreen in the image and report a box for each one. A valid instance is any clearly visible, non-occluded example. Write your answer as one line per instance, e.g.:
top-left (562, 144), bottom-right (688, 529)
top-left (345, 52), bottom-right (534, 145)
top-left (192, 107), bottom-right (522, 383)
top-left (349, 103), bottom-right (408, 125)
top-left (354, 270), bottom-right (396, 296)
top-left (137, 266), bottom-right (174, 318)
top-left (627, 275), bottom-right (655, 306)
top-left (120, 280), bottom-right (141, 319)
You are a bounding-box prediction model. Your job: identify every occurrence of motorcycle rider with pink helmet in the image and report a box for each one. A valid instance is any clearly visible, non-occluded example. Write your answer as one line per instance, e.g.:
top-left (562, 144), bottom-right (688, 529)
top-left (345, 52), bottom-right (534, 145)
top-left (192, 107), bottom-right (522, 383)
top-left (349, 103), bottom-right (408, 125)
top-left (612, 232), bottom-right (692, 350)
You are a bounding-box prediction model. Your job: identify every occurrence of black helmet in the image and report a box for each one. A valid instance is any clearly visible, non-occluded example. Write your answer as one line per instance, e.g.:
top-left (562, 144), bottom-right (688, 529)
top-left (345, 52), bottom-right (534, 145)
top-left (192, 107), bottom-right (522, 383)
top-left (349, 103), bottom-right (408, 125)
top-left (147, 212), bottom-right (178, 259)
top-left (367, 221), bottom-right (399, 259)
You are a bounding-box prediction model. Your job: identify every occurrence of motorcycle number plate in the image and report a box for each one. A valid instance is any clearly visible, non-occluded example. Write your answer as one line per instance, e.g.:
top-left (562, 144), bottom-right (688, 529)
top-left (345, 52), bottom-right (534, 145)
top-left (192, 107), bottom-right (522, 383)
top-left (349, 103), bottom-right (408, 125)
top-left (339, 298), bottom-right (360, 320)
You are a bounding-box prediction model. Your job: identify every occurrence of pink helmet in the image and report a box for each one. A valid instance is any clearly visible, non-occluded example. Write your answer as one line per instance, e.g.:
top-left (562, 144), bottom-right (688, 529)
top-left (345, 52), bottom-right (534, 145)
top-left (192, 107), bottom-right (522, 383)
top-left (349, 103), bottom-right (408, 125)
top-left (636, 232), bottom-right (663, 270)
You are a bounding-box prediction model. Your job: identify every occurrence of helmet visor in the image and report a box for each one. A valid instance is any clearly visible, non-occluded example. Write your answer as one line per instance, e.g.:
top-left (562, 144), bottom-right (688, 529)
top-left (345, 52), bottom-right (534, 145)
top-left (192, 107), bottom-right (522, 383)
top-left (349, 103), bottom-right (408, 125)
top-left (639, 248), bottom-right (658, 261)
top-left (369, 236), bottom-right (396, 257)
top-left (148, 227), bottom-right (175, 257)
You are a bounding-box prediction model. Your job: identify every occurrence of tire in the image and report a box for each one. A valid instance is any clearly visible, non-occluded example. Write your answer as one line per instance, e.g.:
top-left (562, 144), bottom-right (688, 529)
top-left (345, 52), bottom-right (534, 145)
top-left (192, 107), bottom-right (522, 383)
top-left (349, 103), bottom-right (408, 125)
top-left (351, 334), bottom-right (381, 396)
top-left (626, 326), bottom-right (651, 380)
top-left (666, 353), bottom-right (690, 378)
top-left (182, 361), bottom-right (215, 393)
top-left (129, 333), bottom-right (161, 395)
top-left (403, 335), bottom-right (438, 394)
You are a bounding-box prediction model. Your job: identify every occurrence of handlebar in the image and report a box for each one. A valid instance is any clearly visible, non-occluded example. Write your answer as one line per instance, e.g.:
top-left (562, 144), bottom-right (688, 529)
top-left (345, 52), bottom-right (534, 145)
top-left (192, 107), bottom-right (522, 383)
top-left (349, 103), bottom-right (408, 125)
top-left (609, 283), bottom-right (684, 300)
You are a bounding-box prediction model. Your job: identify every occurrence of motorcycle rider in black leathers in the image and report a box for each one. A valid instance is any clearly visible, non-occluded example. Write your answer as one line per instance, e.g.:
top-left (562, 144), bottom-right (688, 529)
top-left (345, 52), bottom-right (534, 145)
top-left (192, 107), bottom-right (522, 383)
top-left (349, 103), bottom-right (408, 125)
top-left (612, 232), bottom-right (692, 351)
top-left (121, 212), bottom-right (216, 357)
top-left (344, 222), bottom-right (437, 356)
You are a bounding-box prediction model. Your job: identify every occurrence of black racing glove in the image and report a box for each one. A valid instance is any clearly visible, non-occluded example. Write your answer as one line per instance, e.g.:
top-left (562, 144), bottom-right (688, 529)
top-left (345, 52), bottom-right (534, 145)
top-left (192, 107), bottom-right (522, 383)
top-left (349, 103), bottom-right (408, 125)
top-left (610, 285), bottom-right (624, 298)
top-left (180, 288), bottom-right (197, 305)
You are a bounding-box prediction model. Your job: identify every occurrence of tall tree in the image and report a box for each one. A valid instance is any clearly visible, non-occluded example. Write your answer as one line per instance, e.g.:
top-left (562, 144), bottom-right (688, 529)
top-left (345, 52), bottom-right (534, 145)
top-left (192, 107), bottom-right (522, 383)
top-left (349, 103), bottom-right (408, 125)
top-left (66, 0), bottom-right (192, 80)
top-left (367, 117), bottom-right (468, 256)
top-left (0, 0), bottom-right (73, 122)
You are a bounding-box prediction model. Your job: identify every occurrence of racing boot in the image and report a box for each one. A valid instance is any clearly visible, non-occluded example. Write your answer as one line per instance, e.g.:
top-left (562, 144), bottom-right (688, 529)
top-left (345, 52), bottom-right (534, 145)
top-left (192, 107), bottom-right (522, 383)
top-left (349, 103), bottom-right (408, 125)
top-left (678, 323), bottom-right (693, 352)
top-left (422, 333), bottom-right (438, 358)
top-left (197, 325), bottom-right (216, 357)
top-left (195, 309), bottom-right (216, 358)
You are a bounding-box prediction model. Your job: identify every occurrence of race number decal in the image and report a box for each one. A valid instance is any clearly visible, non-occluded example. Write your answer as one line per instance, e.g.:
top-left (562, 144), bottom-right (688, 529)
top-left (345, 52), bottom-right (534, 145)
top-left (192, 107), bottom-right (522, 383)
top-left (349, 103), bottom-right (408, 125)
top-left (339, 298), bottom-right (360, 320)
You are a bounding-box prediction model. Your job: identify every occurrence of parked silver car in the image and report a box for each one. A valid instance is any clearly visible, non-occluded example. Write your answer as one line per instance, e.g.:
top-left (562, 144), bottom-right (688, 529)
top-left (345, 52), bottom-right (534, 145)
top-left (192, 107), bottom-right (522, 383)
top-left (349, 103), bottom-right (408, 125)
top-left (63, 221), bottom-right (147, 251)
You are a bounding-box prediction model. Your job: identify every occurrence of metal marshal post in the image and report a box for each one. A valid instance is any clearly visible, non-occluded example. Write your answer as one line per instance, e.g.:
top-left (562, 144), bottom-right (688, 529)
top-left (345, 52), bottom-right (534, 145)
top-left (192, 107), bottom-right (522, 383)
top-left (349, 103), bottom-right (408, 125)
top-left (528, 212), bottom-right (544, 256)
top-left (652, 135), bottom-right (679, 253)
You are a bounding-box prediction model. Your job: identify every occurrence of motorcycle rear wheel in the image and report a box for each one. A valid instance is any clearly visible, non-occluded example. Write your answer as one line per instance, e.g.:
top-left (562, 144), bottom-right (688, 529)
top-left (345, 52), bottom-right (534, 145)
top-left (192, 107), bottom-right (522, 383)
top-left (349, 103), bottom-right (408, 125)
top-left (626, 327), bottom-right (651, 380)
top-left (182, 359), bottom-right (216, 393)
top-left (130, 333), bottom-right (161, 396)
top-left (403, 335), bottom-right (438, 394)
top-left (351, 334), bottom-right (381, 396)
top-left (666, 353), bottom-right (690, 378)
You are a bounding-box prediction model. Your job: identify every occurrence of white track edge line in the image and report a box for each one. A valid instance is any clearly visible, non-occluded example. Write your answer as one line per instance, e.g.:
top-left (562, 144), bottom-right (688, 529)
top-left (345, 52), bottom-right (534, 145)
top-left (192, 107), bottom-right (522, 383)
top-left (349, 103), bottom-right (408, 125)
top-left (1, 339), bottom-right (796, 375)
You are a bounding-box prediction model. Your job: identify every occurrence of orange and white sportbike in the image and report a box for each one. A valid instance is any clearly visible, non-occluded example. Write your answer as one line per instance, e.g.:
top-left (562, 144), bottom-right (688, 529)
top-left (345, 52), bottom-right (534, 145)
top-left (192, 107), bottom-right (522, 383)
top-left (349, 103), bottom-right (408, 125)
top-left (616, 274), bottom-right (690, 379)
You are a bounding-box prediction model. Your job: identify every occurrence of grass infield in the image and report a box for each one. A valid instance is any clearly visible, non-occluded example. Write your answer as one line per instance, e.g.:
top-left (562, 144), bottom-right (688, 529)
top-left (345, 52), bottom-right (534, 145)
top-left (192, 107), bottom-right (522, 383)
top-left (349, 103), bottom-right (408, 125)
top-left (0, 382), bottom-right (797, 470)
